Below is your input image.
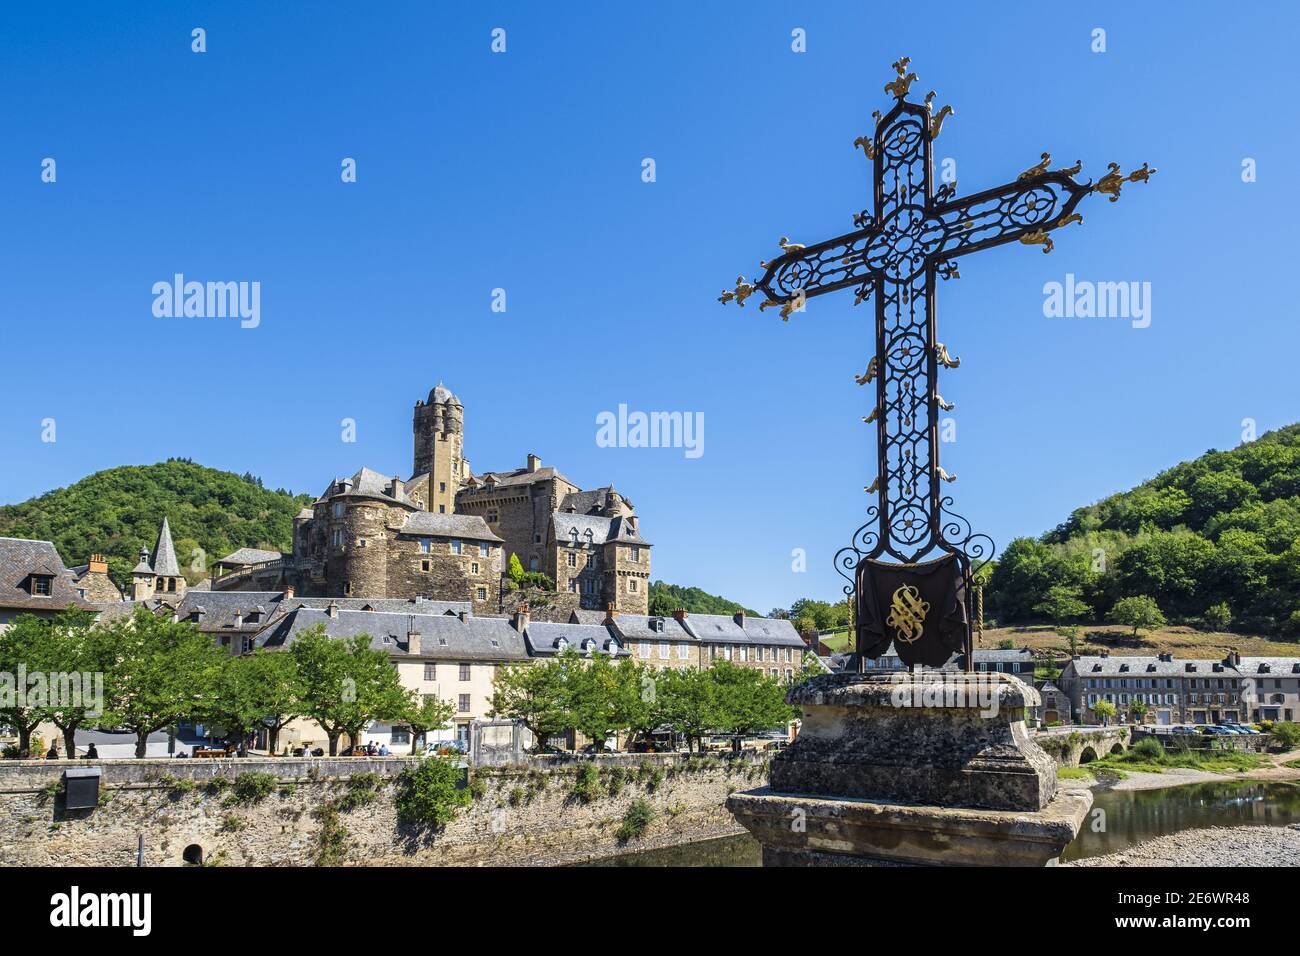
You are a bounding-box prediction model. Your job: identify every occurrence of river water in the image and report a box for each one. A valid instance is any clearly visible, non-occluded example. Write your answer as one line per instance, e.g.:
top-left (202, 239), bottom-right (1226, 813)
top-left (591, 780), bottom-right (1300, 866)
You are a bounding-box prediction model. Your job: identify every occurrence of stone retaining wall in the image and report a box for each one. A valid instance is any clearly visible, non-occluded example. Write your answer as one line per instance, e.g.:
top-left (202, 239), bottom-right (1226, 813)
top-left (0, 753), bottom-right (765, 867)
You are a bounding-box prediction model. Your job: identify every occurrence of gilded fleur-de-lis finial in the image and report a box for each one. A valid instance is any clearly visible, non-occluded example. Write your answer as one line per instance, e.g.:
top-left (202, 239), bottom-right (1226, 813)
top-left (884, 56), bottom-right (918, 99)
top-left (759, 298), bottom-right (796, 321)
top-left (778, 236), bottom-right (805, 253)
top-left (1018, 152), bottom-right (1052, 181)
top-left (1019, 230), bottom-right (1054, 254)
top-left (936, 467), bottom-right (957, 483)
top-left (853, 133), bottom-right (876, 161)
top-left (855, 356), bottom-right (879, 385)
top-left (862, 406), bottom-right (880, 425)
top-left (718, 276), bottom-right (755, 307)
top-left (924, 91), bottom-right (954, 139)
top-left (935, 343), bottom-right (961, 369)
top-left (935, 394), bottom-right (955, 411)
top-left (1093, 162), bottom-right (1157, 202)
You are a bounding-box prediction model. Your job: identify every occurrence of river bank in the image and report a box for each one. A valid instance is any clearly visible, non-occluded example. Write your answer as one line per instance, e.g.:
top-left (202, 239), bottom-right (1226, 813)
top-left (1070, 748), bottom-right (1300, 793)
top-left (1066, 824), bottom-right (1300, 866)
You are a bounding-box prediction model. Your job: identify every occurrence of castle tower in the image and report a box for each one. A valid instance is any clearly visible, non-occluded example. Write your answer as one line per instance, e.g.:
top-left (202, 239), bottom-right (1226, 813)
top-left (412, 383), bottom-right (466, 515)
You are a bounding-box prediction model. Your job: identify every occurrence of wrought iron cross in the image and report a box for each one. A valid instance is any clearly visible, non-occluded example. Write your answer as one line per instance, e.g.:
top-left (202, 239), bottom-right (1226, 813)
top-left (721, 57), bottom-right (1153, 665)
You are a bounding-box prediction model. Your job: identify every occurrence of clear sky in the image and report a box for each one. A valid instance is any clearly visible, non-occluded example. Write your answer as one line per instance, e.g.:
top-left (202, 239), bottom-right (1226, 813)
top-left (2, 1), bottom-right (1297, 613)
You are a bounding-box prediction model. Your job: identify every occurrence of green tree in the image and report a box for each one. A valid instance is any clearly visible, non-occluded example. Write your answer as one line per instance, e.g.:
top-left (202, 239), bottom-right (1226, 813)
top-left (1091, 699), bottom-right (1118, 725)
top-left (708, 661), bottom-right (793, 753)
top-left (290, 626), bottom-right (409, 755)
top-left (1203, 602), bottom-right (1233, 631)
top-left (100, 607), bottom-right (229, 757)
top-left (1057, 625), bottom-right (1082, 657)
top-left (394, 756), bottom-right (472, 827)
top-left (1108, 596), bottom-right (1167, 637)
top-left (401, 693), bottom-right (457, 756)
top-left (207, 650), bottom-right (304, 753)
top-left (507, 553), bottom-right (525, 586)
top-left (568, 652), bottom-right (643, 751)
top-left (0, 614), bottom-right (60, 756)
top-left (1130, 699), bottom-right (1149, 723)
top-left (41, 609), bottom-right (111, 756)
top-left (656, 667), bottom-right (717, 753)
top-left (1032, 584), bottom-right (1090, 625)
top-left (491, 652), bottom-right (580, 750)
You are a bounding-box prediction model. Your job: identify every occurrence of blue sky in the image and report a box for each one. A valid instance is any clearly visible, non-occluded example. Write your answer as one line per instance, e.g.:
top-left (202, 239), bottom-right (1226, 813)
top-left (2, 1), bottom-right (1297, 613)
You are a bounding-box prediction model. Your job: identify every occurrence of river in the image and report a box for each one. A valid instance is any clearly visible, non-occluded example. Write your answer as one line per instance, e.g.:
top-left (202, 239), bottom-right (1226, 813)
top-left (589, 780), bottom-right (1300, 866)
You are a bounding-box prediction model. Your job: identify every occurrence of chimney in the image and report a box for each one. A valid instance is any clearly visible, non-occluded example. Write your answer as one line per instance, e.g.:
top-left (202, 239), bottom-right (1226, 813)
top-left (326, 601), bottom-right (339, 619)
top-left (1226, 649), bottom-right (1241, 668)
top-left (672, 608), bottom-right (687, 622)
top-left (604, 602), bottom-right (617, 626)
top-left (284, 584), bottom-right (295, 600)
top-left (88, 554), bottom-right (108, 574)
top-left (733, 610), bottom-right (746, 629)
top-left (407, 631), bottom-right (422, 655)
top-left (233, 611), bottom-right (244, 628)
top-left (1099, 650), bottom-right (1108, 658)
top-left (526, 453), bottom-right (541, 473)
top-left (800, 628), bottom-right (819, 648)
top-left (512, 604), bottom-right (530, 632)
top-left (391, 476), bottom-right (405, 499)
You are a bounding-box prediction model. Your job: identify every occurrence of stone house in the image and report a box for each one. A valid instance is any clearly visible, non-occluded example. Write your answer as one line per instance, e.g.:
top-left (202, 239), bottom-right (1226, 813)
top-left (1238, 657), bottom-right (1300, 723)
top-left (0, 537), bottom-right (104, 629)
top-left (1059, 651), bottom-right (1256, 726)
top-left (255, 604), bottom-right (529, 750)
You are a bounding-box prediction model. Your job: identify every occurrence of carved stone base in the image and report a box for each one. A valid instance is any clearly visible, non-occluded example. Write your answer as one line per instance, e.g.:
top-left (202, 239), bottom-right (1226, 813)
top-left (727, 672), bottom-right (1091, 866)
top-left (727, 787), bottom-right (1091, 867)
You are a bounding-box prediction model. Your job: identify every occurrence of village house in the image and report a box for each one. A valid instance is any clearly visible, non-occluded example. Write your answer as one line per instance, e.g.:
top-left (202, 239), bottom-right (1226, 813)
top-left (1059, 651), bottom-right (1261, 726)
top-left (0, 537), bottom-right (111, 630)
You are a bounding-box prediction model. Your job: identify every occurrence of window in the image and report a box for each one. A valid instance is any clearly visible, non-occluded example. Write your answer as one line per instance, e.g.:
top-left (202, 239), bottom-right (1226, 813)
top-left (529, 556), bottom-right (539, 571)
top-left (678, 644), bottom-right (689, 660)
top-left (421, 560), bottom-right (431, 572)
top-left (568, 580), bottom-right (577, 593)
top-left (357, 538), bottom-right (366, 548)
top-left (31, 575), bottom-right (52, 596)
top-left (391, 726), bottom-right (410, 745)
top-left (639, 642), bottom-right (650, 659)
top-left (480, 543), bottom-right (489, 557)
top-left (534, 534), bottom-right (542, 544)
top-left (332, 502), bottom-right (345, 517)
top-left (420, 538), bottom-right (432, 553)
top-left (458, 694), bottom-right (471, 713)
top-left (628, 579), bottom-right (638, 593)
top-left (424, 663), bottom-right (437, 680)
top-left (567, 552), bottom-right (577, 568)
top-left (451, 540), bottom-right (462, 555)
top-left (439, 505), bottom-right (446, 513)
top-left (439, 482), bottom-right (446, 493)
top-left (658, 641), bottom-right (669, 659)
top-left (487, 512), bottom-right (498, 524)
top-left (343, 580), bottom-right (352, 596)
top-left (631, 546), bottom-right (640, 562)
top-left (459, 663), bottom-right (471, 681)
top-left (476, 587), bottom-right (487, 601)
top-left (471, 562), bottom-right (479, 575)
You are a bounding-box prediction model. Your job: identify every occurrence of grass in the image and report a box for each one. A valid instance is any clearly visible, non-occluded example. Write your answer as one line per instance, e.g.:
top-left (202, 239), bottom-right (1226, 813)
top-left (1283, 758), bottom-right (1300, 770)
top-left (1071, 742), bottom-right (1270, 779)
top-left (1056, 767), bottom-right (1093, 780)
top-left (977, 623), bottom-right (1300, 659)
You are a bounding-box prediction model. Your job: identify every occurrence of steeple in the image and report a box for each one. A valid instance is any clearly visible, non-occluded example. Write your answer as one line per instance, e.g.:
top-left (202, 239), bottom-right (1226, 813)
top-left (152, 517), bottom-right (182, 577)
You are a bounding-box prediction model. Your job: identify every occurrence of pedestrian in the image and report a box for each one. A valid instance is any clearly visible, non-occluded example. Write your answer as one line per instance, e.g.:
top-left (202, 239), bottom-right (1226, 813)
top-left (85, 743), bottom-right (98, 760)
top-left (47, 744), bottom-right (60, 759)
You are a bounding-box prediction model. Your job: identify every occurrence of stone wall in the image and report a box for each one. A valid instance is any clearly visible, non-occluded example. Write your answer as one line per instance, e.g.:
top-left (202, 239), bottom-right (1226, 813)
top-left (0, 753), bottom-right (764, 867)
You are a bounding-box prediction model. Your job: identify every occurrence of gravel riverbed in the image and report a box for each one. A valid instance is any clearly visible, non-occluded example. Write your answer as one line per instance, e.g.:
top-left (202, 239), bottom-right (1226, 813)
top-left (1067, 824), bottom-right (1300, 867)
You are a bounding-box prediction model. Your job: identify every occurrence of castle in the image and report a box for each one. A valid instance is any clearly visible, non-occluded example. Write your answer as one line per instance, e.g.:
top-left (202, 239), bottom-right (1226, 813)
top-left (215, 383), bottom-right (651, 615)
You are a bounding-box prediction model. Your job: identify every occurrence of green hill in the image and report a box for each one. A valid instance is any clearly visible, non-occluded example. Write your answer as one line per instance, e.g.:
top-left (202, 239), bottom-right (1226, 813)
top-left (986, 424), bottom-right (1300, 636)
top-left (0, 459), bottom-right (311, 588)
top-left (649, 581), bottom-right (758, 618)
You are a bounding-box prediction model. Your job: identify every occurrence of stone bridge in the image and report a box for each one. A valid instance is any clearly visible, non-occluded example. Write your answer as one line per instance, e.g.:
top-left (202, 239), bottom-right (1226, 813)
top-left (1032, 726), bottom-right (1129, 768)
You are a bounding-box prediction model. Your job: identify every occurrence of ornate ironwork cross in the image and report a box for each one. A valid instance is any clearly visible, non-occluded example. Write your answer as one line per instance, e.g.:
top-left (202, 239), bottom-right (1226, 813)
top-left (721, 57), bottom-right (1153, 669)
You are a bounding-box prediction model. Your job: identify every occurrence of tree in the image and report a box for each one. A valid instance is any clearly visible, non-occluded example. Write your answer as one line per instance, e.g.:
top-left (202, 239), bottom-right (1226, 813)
top-left (1130, 699), bottom-right (1149, 723)
top-left (0, 614), bottom-right (60, 756)
top-left (1091, 699), bottom-right (1117, 725)
top-left (1203, 602), bottom-right (1233, 631)
top-left (708, 661), bottom-right (794, 753)
top-left (507, 553), bottom-right (525, 586)
top-left (401, 693), bottom-right (456, 756)
top-left (1108, 596), bottom-right (1167, 637)
top-left (1057, 625), bottom-right (1082, 657)
top-left (290, 626), bottom-right (409, 755)
top-left (656, 667), bottom-right (717, 753)
top-left (490, 651), bottom-right (581, 750)
top-left (41, 608), bottom-right (110, 756)
top-left (100, 607), bottom-right (229, 757)
top-left (1033, 584), bottom-right (1090, 625)
top-left (568, 653), bottom-right (642, 751)
top-left (207, 650), bottom-right (304, 753)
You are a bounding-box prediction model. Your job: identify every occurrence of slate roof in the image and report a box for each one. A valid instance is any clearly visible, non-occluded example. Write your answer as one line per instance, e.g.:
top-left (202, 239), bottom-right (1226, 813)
top-left (257, 607), bottom-right (527, 661)
top-left (569, 608), bottom-right (608, 625)
top-left (468, 465), bottom-right (571, 489)
top-left (552, 513), bottom-right (651, 547)
top-left (608, 613), bottom-right (693, 644)
top-left (173, 590), bottom-right (284, 632)
top-left (524, 621), bottom-right (625, 657)
top-left (289, 596), bottom-right (472, 616)
top-left (400, 512), bottom-right (502, 542)
top-left (680, 613), bottom-right (803, 646)
top-left (559, 486), bottom-right (634, 515)
top-left (1067, 655), bottom-right (1242, 677)
top-left (216, 547), bottom-right (283, 566)
top-left (427, 383), bottom-right (459, 405)
top-left (322, 467), bottom-right (415, 505)
top-left (0, 537), bottom-right (99, 612)
top-left (151, 518), bottom-right (182, 578)
top-left (1238, 657), bottom-right (1300, 675)
top-left (970, 648), bottom-right (1035, 663)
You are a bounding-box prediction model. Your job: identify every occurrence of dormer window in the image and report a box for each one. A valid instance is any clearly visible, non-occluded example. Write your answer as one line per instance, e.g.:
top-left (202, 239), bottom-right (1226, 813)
top-left (30, 574), bottom-right (53, 597)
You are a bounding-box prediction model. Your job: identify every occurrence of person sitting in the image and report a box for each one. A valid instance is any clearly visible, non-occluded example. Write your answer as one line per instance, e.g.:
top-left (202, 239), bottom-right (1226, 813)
top-left (85, 743), bottom-right (98, 760)
top-left (378, 743), bottom-right (390, 756)
top-left (47, 744), bottom-right (60, 759)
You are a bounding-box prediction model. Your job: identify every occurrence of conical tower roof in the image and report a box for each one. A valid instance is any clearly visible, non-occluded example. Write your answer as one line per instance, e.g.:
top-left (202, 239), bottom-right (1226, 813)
top-left (151, 517), bottom-right (182, 577)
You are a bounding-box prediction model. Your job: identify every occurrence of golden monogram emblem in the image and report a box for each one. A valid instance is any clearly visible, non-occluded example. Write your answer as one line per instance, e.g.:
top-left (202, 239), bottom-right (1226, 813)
top-left (886, 585), bottom-right (929, 644)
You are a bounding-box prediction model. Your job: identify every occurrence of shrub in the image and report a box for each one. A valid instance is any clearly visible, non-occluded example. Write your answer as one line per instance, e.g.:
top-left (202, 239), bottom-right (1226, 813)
top-left (227, 772), bottom-right (277, 805)
top-left (616, 799), bottom-right (654, 844)
top-left (336, 772), bottom-right (383, 812)
top-left (394, 757), bottom-right (472, 828)
top-left (1128, 737), bottom-right (1166, 760)
top-left (1271, 721), bottom-right (1300, 750)
top-left (604, 766), bottom-right (626, 797)
top-left (639, 762), bottom-right (665, 792)
top-left (571, 763), bottom-right (601, 804)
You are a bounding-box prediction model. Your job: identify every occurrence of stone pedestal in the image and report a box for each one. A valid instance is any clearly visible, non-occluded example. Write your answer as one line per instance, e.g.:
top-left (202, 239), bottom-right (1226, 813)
top-left (727, 672), bottom-right (1090, 866)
